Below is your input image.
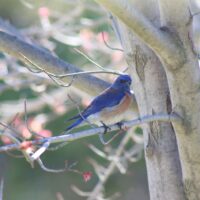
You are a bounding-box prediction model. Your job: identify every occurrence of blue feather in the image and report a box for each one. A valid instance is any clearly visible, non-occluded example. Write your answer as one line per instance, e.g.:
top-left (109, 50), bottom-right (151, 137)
top-left (65, 74), bottom-right (132, 132)
top-left (65, 117), bottom-right (84, 131)
top-left (65, 114), bottom-right (80, 122)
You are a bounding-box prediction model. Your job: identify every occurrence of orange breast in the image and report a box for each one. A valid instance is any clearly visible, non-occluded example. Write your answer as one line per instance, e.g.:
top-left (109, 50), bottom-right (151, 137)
top-left (100, 92), bottom-right (132, 118)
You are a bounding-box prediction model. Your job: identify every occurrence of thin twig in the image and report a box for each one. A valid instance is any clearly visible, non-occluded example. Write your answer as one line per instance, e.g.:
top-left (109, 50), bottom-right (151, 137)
top-left (0, 122), bottom-right (23, 141)
top-left (87, 128), bottom-right (134, 200)
top-left (5, 151), bottom-right (24, 158)
top-left (98, 131), bottom-right (121, 145)
top-left (19, 52), bottom-right (121, 77)
top-left (108, 13), bottom-right (123, 45)
top-left (88, 144), bottom-right (107, 158)
top-left (31, 141), bottom-right (50, 160)
top-left (66, 94), bottom-right (96, 131)
top-left (24, 99), bottom-right (46, 138)
top-left (101, 32), bottom-right (123, 52)
top-left (71, 185), bottom-right (91, 197)
top-left (1, 113), bottom-right (20, 137)
top-left (56, 192), bottom-right (65, 200)
top-left (0, 122), bottom-right (34, 166)
top-left (74, 48), bottom-right (122, 74)
top-left (0, 122), bottom-right (22, 144)
top-left (47, 74), bottom-right (76, 87)
top-left (37, 158), bottom-right (67, 173)
top-left (37, 158), bottom-right (79, 173)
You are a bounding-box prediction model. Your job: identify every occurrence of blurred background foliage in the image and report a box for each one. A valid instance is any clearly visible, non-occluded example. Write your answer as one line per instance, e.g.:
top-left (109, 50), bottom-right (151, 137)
top-left (0, 0), bottom-right (149, 199)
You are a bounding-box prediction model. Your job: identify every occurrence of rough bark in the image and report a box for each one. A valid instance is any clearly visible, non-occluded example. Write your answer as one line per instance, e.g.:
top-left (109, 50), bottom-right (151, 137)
top-left (95, 0), bottom-right (200, 199)
top-left (120, 27), bottom-right (185, 199)
top-left (158, 1), bottom-right (200, 199)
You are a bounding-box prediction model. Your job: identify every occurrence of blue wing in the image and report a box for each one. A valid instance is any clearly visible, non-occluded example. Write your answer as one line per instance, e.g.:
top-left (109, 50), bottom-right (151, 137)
top-left (82, 88), bottom-right (125, 117)
top-left (65, 88), bottom-right (125, 131)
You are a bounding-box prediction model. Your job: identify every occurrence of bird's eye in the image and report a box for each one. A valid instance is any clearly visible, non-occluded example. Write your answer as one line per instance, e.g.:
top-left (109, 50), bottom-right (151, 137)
top-left (120, 79), bottom-right (126, 83)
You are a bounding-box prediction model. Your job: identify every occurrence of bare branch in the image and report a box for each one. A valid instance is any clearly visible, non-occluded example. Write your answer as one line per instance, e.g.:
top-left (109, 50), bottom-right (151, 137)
top-left (47, 74), bottom-right (75, 87)
top-left (0, 122), bottom-right (34, 166)
top-left (71, 185), bottom-right (91, 197)
top-left (20, 51), bottom-right (122, 77)
top-left (37, 158), bottom-right (67, 173)
top-left (0, 31), bottom-right (110, 96)
top-left (0, 122), bottom-right (22, 143)
top-left (0, 113), bottom-right (182, 153)
top-left (31, 142), bottom-right (50, 160)
top-left (88, 144), bottom-right (107, 159)
top-left (101, 32), bottom-right (123, 52)
top-left (56, 192), bottom-right (65, 200)
top-left (87, 128), bottom-right (134, 200)
top-left (98, 131), bottom-right (121, 145)
top-left (0, 31), bottom-right (139, 117)
top-left (74, 48), bottom-right (121, 73)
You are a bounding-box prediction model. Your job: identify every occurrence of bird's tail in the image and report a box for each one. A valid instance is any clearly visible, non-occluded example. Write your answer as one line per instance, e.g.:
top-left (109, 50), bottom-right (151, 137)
top-left (64, 114), bottom-right (80, 123)
top-left (65, 117), bottom-right (84, 132)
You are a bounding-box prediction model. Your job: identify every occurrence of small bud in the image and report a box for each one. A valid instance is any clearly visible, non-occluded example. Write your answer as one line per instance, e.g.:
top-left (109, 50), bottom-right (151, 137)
top-left (82, 171), bottom-right (92, 182)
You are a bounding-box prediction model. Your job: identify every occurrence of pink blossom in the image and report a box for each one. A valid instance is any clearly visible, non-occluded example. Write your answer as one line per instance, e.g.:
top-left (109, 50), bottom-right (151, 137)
top-left (1, 135), bottom-right (12, 144)
top-left (82, 171), bottom-right (92, 182)
top-left (38, 7), bottom-right (50, 18)
top-left (36, 129), bottom-right (52, 139)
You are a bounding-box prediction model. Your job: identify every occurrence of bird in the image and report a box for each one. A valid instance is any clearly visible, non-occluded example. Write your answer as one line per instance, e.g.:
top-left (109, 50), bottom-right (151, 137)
top-left (65, 74), bottom-right (133, 132)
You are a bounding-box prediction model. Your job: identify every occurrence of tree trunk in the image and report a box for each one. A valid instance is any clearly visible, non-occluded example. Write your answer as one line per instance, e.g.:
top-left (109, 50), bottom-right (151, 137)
top-left (118, 18), bottom-right (185, 200)
top-left (96, 0), bottom-right (200, 199)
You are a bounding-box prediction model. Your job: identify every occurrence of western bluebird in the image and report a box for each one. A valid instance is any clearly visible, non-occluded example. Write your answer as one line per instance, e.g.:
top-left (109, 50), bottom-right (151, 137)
top-left (65, 74), bottom-right (132, 132)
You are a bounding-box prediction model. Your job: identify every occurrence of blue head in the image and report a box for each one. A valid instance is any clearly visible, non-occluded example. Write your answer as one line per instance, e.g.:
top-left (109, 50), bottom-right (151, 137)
top-left (111, 74), bottom-right (132, 92)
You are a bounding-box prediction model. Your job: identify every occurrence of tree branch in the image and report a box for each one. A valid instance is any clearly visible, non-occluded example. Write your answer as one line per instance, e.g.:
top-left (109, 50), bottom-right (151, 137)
top-left (0, 26), bottom-right (138, 114)
top-left (95, 0), bottom-right (186, 69)
top-left (0, 31), bottom-right (109, 96)
top-left (0, 113), bottom-right (181, 153)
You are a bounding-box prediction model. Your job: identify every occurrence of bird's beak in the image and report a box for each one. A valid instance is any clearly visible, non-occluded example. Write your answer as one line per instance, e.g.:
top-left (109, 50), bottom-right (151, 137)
top-left (126, 82), bottom-right (131, 87)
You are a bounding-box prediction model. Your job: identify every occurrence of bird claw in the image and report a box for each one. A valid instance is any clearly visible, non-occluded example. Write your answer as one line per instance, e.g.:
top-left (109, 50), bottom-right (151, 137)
top-left (116, 122), bottom-right (129, 131)
top-left (116, 122), bottom-right (123, 130)
top-left (100, 121), bottom-right (111, 134)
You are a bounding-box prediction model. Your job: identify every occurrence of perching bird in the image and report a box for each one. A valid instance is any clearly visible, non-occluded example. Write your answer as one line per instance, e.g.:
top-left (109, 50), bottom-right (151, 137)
top-left (65, 74), bottom-right (132, 132)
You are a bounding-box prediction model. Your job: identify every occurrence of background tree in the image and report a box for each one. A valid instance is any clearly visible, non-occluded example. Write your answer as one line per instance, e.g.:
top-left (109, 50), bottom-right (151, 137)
top-left (0, 1), bottom-right (147, 200)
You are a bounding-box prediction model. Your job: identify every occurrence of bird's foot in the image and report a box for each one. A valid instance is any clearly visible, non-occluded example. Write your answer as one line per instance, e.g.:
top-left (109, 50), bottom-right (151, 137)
top-left (116, 122), bottom-right (129, 131)
top-left (116, 122), bottom-right (123, 130)
top-left (100, 121), bottom-right (111, 134)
